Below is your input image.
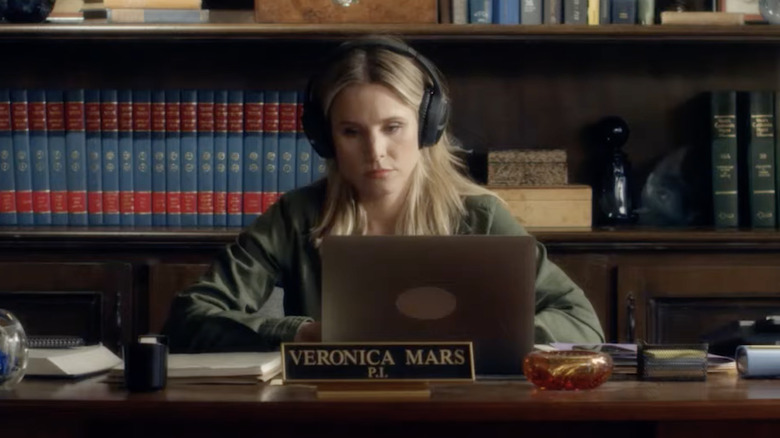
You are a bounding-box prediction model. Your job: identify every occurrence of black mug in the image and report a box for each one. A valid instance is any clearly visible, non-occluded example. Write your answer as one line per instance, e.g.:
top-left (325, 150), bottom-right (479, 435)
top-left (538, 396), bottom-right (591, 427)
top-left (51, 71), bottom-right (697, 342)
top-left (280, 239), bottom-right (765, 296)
top-left (124, 335), bottom-right (168, 392)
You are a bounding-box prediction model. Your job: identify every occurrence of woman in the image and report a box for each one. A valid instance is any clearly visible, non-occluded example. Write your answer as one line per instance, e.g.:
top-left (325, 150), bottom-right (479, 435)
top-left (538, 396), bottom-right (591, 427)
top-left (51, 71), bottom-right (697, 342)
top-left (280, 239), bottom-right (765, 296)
top-left (163, 36), bottom-right (604, 352)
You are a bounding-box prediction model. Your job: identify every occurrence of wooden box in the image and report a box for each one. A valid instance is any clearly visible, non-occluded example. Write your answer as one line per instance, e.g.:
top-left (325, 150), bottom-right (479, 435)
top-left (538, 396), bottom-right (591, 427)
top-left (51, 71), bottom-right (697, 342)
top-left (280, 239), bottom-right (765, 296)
top-left (487, 149), bottom-right (568, 186)
top-left (254, 0), bottom-right (438, 23)
top-left (488, 185), bottom-right (592, 228)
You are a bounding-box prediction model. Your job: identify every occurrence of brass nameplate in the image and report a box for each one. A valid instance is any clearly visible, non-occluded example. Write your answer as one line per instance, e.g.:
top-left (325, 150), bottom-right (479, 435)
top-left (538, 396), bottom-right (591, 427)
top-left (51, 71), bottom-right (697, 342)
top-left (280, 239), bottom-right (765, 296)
top-left (281, 342), bottom-right (475, 383)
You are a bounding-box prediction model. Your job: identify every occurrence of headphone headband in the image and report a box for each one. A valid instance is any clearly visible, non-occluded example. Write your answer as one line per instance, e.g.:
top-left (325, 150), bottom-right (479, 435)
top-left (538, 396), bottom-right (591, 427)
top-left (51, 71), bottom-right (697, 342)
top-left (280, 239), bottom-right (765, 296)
top-left (302, 38), bottom-right (450, 159)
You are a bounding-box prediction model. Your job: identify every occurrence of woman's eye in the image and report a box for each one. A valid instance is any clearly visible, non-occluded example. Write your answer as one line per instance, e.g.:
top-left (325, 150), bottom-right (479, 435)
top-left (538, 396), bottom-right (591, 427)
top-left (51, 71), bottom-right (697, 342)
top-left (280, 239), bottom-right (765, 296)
top-left (341, 128), bottom-right (358, 136)
top-left (385, 124), bottom-right (402, 134)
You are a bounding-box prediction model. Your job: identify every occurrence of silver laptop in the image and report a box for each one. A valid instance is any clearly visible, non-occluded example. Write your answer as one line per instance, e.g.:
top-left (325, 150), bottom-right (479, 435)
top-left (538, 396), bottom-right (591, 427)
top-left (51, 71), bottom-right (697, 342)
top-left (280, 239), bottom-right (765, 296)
top-left (320, 235), bottom-right (536, 375)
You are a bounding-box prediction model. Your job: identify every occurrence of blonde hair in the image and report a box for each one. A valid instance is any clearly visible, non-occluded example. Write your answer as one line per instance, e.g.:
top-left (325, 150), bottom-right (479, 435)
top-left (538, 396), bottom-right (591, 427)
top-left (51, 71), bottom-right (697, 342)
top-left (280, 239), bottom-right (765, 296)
top-left (311, 37), bottom-right (498, 242)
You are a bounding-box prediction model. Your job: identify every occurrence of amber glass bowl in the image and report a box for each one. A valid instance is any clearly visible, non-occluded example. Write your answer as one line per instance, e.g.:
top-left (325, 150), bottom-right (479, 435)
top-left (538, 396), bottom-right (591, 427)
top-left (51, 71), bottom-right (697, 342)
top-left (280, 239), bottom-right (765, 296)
top-left (523, 350), bottom-right (613, 390)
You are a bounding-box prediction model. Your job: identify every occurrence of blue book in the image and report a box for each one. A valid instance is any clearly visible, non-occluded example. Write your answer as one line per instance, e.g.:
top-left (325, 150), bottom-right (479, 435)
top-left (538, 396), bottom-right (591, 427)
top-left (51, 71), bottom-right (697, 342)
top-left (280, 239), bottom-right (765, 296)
top-left (165, 89), bottom-right (182, 228)
top-left (180, 89), bottom-right (198, 227)
top-left (197, 90), bottom-right (215, 227)
top-left (295, 94), bottom-right (312, 189)
top-left (65, 89), bottom-right (87, 226)
top-left (243, 90), bottom-right (263, 227)
top-left (133, 90), bottom-right (152, 227)
top-left (118, 90), bottom-right (135, 227)
top-left (262, 91), bottom-right (280, 214)
top-left (151, 90), bottom-right (167, 226)
top-left (312, 149), bottom-right (328, 182)
top-left (10, 89), bottom-right (33, 225)
top-left (0, 89), bottom-right (16, 225)
top-left (492, 0), bottom-right (519, 23)
top-left (85, 89), bottom-right (103, 226)
top-left (227, 90), bottom-right (244, 228)
top-left (278, 91), bottom-right (297, 198)
top-left (469, 0), bottom-right (492, 22)
top-left (46, 90), bottom-right (68, 226)
top-left (213, 90), bottom-right (228, 227)
top-left (611, 0), bottom-right (636, 23)
top-left (28, 90), bottom-right (52, 225)
top-left (101, 89), bottom-right (120, 226)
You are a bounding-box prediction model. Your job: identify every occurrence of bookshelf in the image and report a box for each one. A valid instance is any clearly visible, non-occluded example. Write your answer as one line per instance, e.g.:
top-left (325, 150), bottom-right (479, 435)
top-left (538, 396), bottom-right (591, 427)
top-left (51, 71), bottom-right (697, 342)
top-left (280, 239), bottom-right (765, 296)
top-left (3, 23), bottom-right (780, 347)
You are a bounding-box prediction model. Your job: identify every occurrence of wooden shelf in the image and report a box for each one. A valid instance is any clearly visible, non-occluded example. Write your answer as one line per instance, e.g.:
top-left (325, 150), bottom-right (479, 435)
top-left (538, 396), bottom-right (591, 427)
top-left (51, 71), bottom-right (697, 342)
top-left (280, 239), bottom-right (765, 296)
top-left (2, 227), bottom-right (780, 251)
top-left (2, 23), bottom-right (780, 42)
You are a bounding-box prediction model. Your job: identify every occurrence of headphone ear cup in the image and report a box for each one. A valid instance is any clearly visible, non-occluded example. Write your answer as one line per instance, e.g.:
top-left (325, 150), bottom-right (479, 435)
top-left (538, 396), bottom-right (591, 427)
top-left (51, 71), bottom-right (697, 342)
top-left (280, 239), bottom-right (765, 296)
top-left (302, 94), bottom-right (335, 159)
top-left (419, 87), bottom-right (448, 147)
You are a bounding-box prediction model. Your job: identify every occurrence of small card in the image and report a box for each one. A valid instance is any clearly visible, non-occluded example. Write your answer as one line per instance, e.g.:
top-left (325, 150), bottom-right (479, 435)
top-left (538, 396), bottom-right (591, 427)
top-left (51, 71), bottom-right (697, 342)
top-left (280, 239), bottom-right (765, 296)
top-left (281, 342), bottom-right (475, 383)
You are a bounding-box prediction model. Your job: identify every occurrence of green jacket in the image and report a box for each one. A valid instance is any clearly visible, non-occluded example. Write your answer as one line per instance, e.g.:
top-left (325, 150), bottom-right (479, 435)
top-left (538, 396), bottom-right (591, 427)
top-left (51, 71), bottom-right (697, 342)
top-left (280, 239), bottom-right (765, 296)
top-left (164, 180), bottom-right (605, 352)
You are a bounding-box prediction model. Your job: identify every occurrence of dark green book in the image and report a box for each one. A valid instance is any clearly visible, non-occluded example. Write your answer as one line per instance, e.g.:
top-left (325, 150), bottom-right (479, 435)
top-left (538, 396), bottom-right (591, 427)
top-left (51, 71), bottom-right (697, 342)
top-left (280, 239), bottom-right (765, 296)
top-left (742, 91), bottom-right (776, 228)
top-left (711, 91), bottom-right (739, 228)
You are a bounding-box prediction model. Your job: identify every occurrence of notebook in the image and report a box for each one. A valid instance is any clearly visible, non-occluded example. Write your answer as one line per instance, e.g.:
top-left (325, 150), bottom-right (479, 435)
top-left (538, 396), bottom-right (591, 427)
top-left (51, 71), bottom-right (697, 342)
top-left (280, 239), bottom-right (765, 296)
top-left (320, 235), bottom-right (537, 375)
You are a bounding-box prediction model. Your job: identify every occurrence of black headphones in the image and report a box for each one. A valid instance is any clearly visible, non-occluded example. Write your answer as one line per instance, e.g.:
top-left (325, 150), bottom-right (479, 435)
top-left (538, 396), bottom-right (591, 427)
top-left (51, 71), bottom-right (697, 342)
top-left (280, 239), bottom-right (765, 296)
top-left (302, 38), bottom-right (450, 159)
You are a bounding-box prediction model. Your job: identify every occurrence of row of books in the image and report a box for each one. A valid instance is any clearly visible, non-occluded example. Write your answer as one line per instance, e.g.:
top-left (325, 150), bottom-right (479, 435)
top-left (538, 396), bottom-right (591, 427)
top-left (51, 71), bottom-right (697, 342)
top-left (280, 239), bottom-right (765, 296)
top-left (0, 88), bottom-right (328, 228)
top-left (711, 90), bottom-right (780, 228)
top-left (451, 0), bottom-right (648, 25)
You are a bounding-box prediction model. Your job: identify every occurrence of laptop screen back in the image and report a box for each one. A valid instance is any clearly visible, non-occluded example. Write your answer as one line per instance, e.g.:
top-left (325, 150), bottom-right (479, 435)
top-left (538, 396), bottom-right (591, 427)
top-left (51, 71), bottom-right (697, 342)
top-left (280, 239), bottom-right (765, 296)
top-left (320, 235), bottom-right (536, 375)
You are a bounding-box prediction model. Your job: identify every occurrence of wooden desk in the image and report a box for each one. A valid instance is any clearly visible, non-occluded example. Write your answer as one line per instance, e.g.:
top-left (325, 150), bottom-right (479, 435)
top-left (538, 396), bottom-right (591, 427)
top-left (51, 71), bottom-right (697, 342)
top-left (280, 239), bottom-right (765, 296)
top-left (0, 375), bottom-right (779, 438)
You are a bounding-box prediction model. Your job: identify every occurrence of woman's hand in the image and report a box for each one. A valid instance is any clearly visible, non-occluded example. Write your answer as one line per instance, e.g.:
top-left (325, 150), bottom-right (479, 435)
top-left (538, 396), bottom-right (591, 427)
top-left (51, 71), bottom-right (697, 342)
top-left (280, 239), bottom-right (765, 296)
top-left (293, 321), bottom-right (322, 342)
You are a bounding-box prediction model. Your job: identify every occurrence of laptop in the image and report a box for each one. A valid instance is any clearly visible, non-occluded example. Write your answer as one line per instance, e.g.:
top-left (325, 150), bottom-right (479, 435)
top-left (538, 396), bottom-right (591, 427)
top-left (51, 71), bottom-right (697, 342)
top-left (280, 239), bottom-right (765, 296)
top-left (320, 235), bottom-right (536, 375)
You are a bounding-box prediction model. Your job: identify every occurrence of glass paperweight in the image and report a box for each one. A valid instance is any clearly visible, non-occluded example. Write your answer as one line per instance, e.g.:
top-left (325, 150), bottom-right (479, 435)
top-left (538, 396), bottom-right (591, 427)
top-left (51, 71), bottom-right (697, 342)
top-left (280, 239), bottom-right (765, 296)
top-left (760, 0), bottom-right (780, 24)
top-left (523, 350), bottom-right (613, 390)
top-left (0, 309), bottom-right (28, 390)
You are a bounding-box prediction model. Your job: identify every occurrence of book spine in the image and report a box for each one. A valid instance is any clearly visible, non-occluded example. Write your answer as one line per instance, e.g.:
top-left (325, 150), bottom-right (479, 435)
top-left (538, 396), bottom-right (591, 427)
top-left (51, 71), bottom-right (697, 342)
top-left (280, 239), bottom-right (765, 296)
top-left (564, 0), bottom-right (588, 23)
top-left (213, 90), bottom-right (228, 227)
top-left (151, 90), bottom-right (166, 226)
top-left (46, 90), bottom-right (68, 226)
top-left (262, 91), bottom-right (280, 214)
top-left (600, 0), bottom-right (611, 23)
top-left (11, 89), bottom-right (33, 226)
top-left (544, 0), bottom-right (562, 23)
top-left (453, 0), bottom-right (468, 23)
top-left (746, 91), bottom-right (776, 228)
top-left (295, 95), bottom-right (312, 189)
top-left (85, 89), bottom-right (103, 226)
top-left (103, 0), bottom-right (202, 10)
top-left (611, 0), bottom-right (636, 23)
top-left (243, 90), bottom-right (263, 227)
top-left (165, 89), bottom-right (181, 228)
top-left (469, 0), bottom-right (492, 22)
top-left (520, 0), bottom-right (542, 24)
top-left (180, 89), bottom-right (198, 227)
top-left (117, 90), bottom-right (135, 227)
top-left (106, 8), bottom-right (209, 23)
top-left (711, 91), bottom-right (739, 228)
top-left (197, 90), bottom-right (215, 227)
top-left (0, 89), bottom-right (16, 225)
top-left (28, 90), bottom-right (52, 226)
top-left (492, 0), bottom-right (519, 23)
top-left (588, 0), bottom-right (600, 24)
top-left (101, 89), bottom-right (120, 226)
top-left (133, 90), bottom-right (152, 227)
top-left (278, 91), bottom-right (297, 200)
top-left (65, 89), bottom-right (87, 226)
top-left (227, 90), bottom-right (244, 227)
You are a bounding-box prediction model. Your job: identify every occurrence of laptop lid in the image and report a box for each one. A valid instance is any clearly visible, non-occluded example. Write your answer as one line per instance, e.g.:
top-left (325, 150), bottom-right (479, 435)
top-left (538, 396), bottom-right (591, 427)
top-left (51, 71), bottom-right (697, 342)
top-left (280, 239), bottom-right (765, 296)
top-left (320, 235), bottom-right (536, 375)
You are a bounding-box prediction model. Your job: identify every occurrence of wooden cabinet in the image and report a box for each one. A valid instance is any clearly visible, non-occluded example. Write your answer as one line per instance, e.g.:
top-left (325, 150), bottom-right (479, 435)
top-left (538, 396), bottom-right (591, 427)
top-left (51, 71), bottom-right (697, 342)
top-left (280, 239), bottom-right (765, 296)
top-left (0, 262), bottom-right (132, 351)
top-left (616, 257), bottom-right (780, 344)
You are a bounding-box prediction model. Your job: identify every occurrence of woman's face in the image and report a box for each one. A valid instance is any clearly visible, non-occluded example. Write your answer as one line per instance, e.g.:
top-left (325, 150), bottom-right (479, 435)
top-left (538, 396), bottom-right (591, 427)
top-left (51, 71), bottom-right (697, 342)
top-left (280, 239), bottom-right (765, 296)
top-left (330, 83), bottom-right (421, 202)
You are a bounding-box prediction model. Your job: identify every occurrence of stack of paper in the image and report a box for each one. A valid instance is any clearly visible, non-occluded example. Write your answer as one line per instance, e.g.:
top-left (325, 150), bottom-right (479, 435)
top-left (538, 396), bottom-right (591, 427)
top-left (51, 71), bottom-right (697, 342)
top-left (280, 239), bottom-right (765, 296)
top-left (26, 345), bottom-right (123, 377)
top-left (167, 352), bottom-right (281, 381)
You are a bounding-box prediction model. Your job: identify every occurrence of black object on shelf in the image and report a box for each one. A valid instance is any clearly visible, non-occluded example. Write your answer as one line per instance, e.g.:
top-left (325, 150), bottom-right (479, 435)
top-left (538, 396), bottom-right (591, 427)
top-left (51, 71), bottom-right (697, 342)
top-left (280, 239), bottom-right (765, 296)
top-left (3, 0), bottom-right (53, 23)
top-left (594, 116), bottom-right (638, 225)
